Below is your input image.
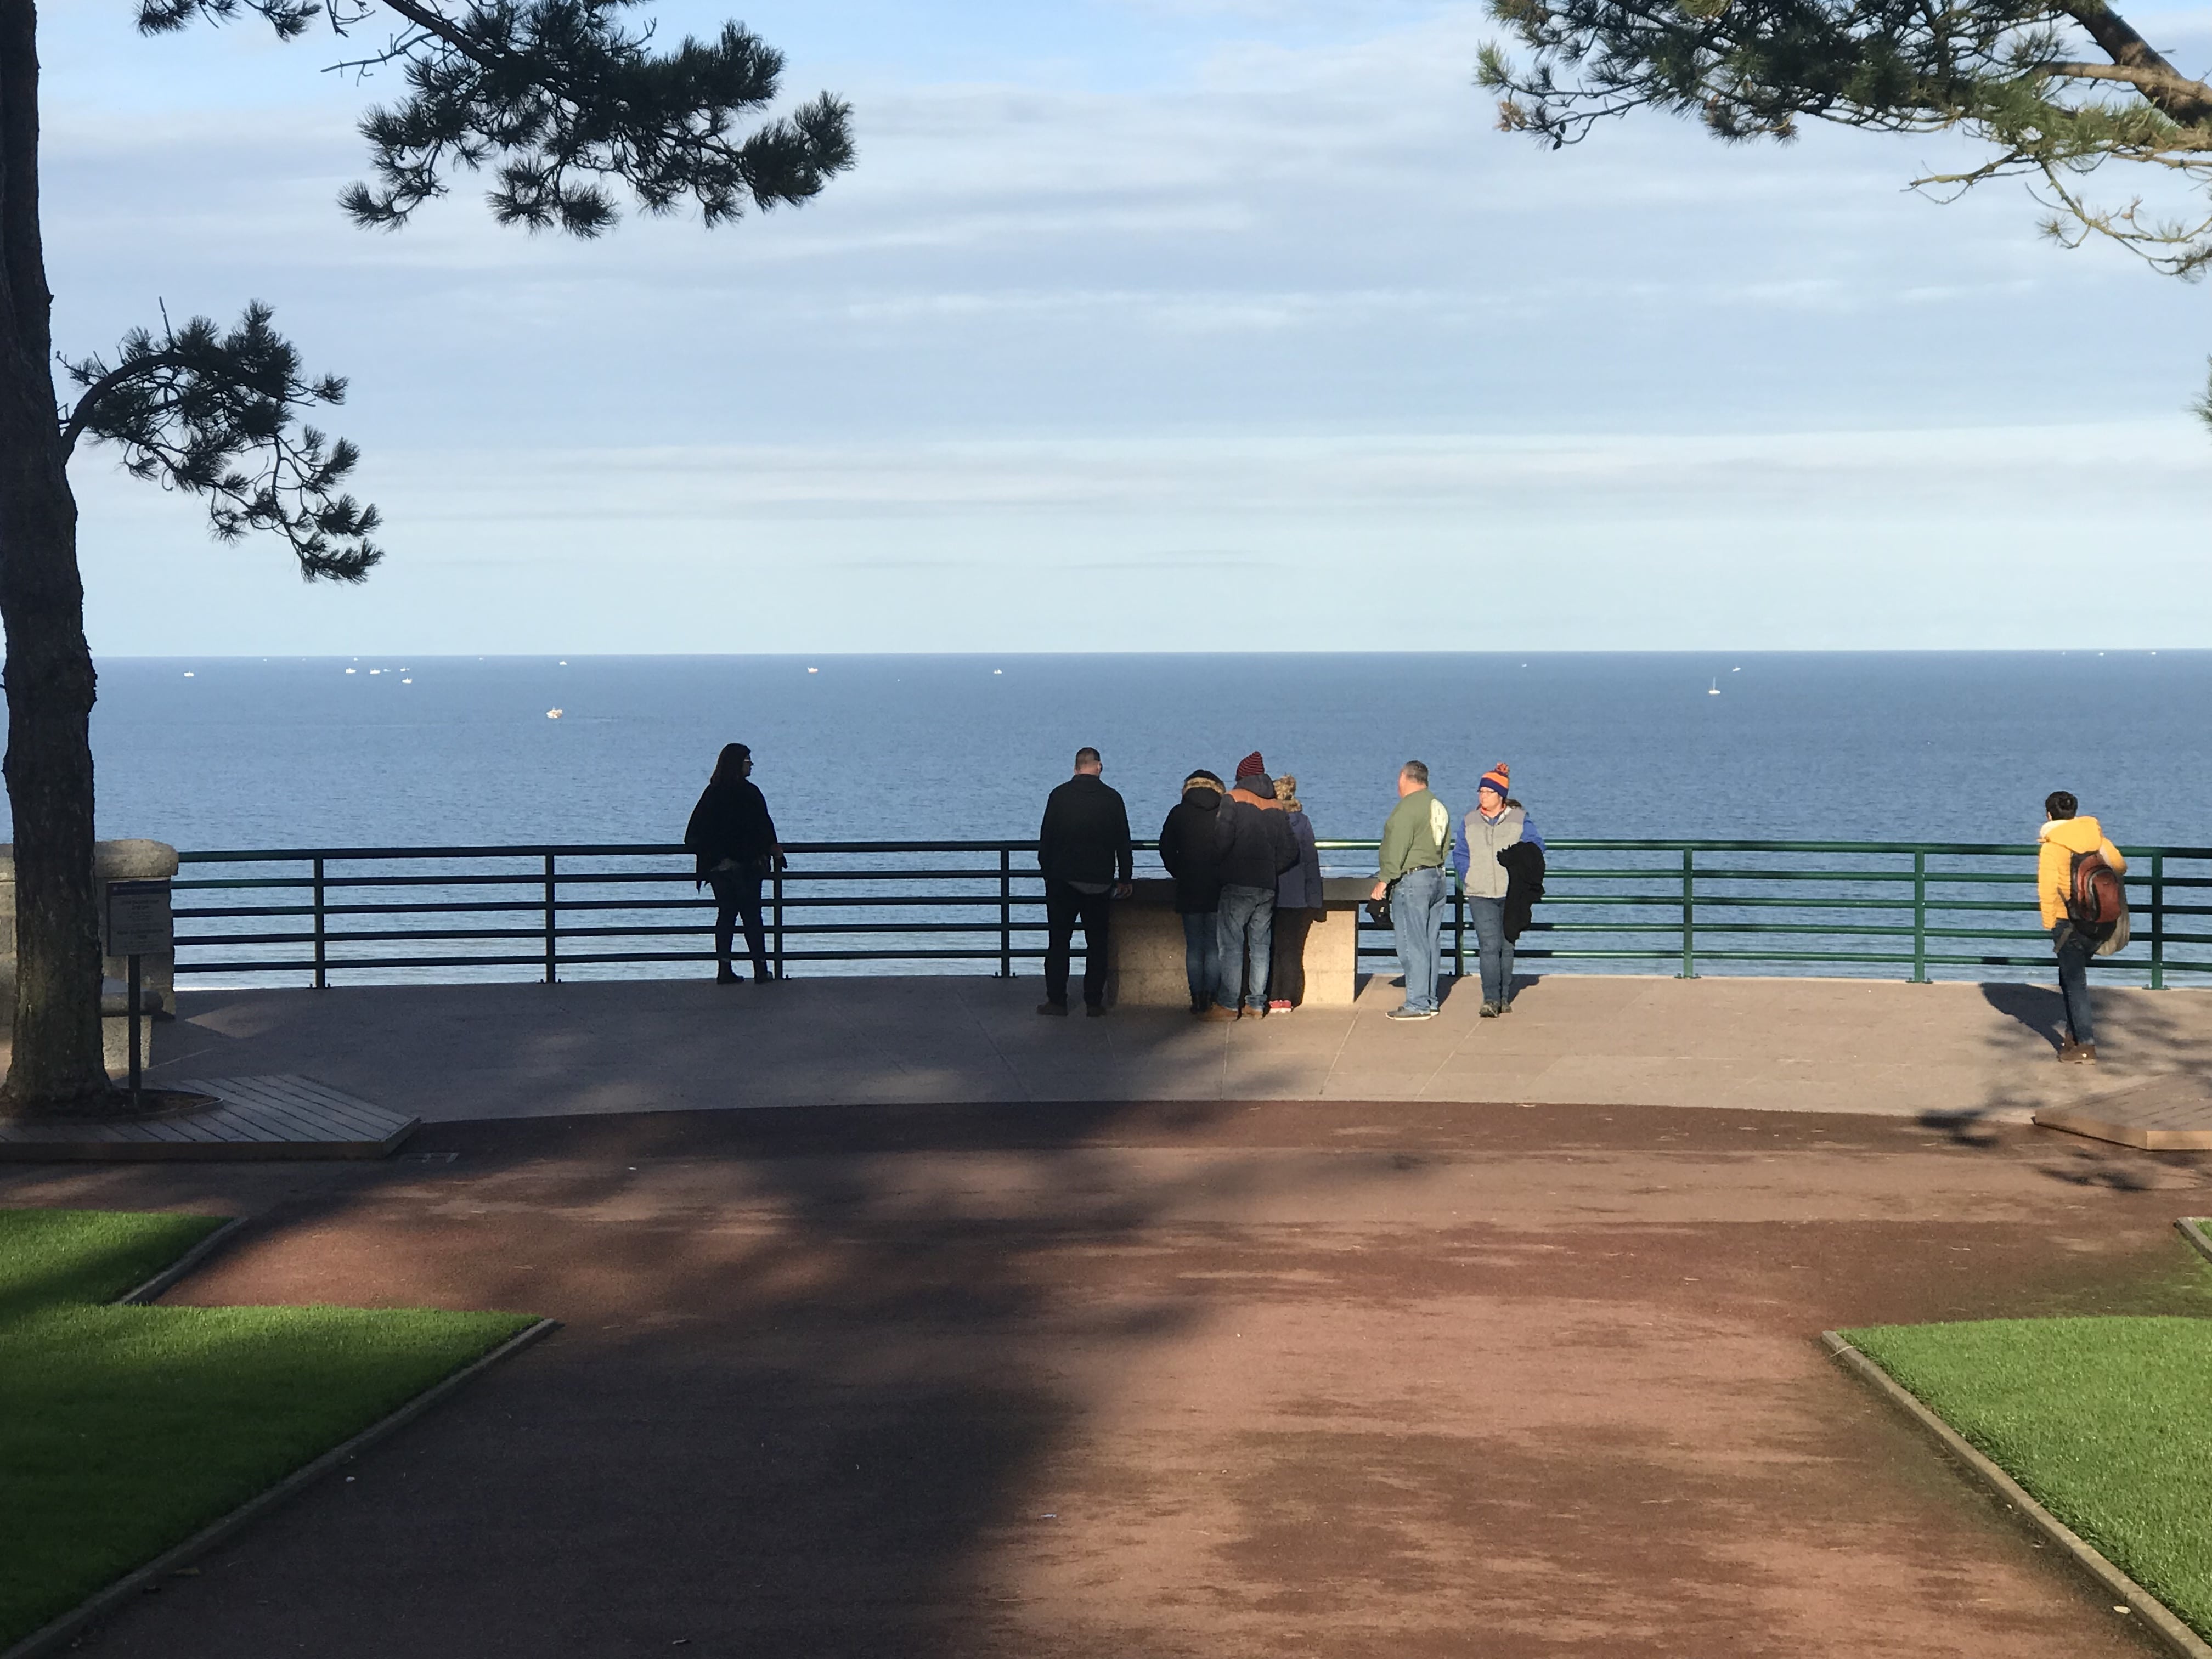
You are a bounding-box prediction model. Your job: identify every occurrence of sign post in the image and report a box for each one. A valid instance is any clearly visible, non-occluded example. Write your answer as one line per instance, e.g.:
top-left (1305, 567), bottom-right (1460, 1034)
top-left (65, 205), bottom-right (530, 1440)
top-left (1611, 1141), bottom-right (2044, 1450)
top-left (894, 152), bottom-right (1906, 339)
top-left (103, 880), bottom-right (172, 1107)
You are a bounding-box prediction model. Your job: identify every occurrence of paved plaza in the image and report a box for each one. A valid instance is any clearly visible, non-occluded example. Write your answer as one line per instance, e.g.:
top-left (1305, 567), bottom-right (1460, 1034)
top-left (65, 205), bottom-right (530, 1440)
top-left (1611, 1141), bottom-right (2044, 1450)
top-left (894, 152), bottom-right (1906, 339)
top-left (7, 969), bottom-right (2205, 1655)
top-left (6, 1097), bottom-right (2196, 1658)
top-left (146, 970), bottom-right (2212, 1127)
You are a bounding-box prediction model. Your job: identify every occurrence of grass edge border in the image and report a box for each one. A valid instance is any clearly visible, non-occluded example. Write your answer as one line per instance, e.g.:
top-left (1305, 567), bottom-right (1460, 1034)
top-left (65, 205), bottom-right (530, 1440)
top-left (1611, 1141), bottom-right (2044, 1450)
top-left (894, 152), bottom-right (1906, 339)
top-left (2175, 1218), bottom-right (2212, 1267)
top-left (114, 1216), bottom-right (252, 1306)
top-left (0, 1314), bottom-right (559, 1659)
top-left (1821, 1329), bottom-right (2212, 1659)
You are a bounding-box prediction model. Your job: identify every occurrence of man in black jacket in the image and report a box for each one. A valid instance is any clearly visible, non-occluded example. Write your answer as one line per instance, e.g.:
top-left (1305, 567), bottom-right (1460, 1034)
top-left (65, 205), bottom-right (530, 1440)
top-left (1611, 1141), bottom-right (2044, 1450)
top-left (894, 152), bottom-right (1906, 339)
top-left (1158, 770), bottom-right (1229, 1013)
top-left (1036, 747), bottom-right (1135, 1016)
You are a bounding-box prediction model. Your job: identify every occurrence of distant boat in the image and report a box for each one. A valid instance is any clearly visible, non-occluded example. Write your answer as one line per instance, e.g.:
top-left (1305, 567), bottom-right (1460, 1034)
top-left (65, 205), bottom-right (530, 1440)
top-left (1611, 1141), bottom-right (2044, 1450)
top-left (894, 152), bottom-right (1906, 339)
top-left (1708, 679), bottom-right (1720, 696)
top-left (546, 708), bottom-right (563, 720)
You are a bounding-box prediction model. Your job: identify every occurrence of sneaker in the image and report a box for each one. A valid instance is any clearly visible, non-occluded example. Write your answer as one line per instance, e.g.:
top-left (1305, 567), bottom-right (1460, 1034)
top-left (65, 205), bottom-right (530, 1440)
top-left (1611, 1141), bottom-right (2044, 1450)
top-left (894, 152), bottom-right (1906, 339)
top-left (1036, 1000), bottom-right (1069, 1017)
top-left (1498, 997), bottom-right (1514, 1014)
top-left (1479, 1002), bottom-right (1499, 1018)
top-left (715, 966), bottom-right (741, 985)
top-left (1085, 1003), bottom-right (1107, 1018)
top-left (1199, 1004), bottom-right (1240, 1021)
top-left (1267, 1000), bottom-right (1294, 1014)
top-left (2073, 1041), bottom-right (2099, 1064)
top-left (1386, 1006), bottom-right (1437, 1021)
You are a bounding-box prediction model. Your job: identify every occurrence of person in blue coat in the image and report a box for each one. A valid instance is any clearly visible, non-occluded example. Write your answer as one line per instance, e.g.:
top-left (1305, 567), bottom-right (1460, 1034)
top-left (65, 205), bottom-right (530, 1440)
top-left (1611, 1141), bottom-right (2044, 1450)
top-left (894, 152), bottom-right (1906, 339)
top-left (1268, 774), bottom-right (1326, 1011)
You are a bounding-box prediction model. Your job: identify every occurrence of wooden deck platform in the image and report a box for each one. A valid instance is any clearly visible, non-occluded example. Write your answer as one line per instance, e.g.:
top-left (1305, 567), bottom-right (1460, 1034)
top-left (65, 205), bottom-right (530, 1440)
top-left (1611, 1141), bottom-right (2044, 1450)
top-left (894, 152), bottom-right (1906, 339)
top-left (2033, 1074), bottom-right (2212, 1151)
top-left (0, 1074), bottom-right (418, 1161)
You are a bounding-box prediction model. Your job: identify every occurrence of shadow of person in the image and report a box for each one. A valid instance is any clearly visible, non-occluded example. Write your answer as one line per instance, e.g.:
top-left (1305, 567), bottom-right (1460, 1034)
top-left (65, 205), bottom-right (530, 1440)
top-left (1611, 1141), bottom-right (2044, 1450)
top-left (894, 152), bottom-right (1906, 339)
top-left (1981, 980), bottom-right (2067, 1052)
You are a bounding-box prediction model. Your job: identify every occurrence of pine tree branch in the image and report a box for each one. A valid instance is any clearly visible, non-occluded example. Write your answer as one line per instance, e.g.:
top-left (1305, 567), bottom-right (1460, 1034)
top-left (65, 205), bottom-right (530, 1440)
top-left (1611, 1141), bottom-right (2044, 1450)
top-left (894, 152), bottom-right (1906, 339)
top-left (2056, 1), bottom-right (2196, 97)
top-left (60, 304), bottom-right (383, 582)
top-left (58, 351), bottom-right (184, 456)
top-left (2034, 58), bottom-right (2212, 115)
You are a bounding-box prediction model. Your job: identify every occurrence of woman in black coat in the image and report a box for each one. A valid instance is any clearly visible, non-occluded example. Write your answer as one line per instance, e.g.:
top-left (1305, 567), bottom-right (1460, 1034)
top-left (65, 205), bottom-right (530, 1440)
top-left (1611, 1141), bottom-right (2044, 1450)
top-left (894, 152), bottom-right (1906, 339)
top-left (684, 743), bottom-right (785, 984)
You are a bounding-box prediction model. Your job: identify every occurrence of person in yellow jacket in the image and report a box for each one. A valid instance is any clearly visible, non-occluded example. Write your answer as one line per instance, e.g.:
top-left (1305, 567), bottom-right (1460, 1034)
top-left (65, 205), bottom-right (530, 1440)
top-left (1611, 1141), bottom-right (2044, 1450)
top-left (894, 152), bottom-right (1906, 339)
top-left (2038, 790), bottom-right (2125, 1063)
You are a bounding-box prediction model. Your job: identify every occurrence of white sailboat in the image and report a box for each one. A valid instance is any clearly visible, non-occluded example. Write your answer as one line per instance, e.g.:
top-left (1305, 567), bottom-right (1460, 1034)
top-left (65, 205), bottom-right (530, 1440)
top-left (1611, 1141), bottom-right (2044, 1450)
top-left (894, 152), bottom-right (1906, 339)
top-left (1707, 678), bottom-right (1720, 696)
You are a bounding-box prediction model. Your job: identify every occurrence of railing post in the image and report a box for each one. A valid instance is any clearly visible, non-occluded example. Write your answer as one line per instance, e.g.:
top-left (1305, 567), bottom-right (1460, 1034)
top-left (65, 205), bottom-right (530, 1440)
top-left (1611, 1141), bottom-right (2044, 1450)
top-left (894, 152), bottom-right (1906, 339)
top-left (772, 866), bottom-right (786, 981)
top-left (312, 855), bottom-right (327, 990)
top-left (1453, 877), bottom-right (1466, 978)
top-left (1678, 849), bottom-right (1697, 979)
top-left (999, 848), bottom-right (1013, 979)
top-left (2151, 853), bottom-right (2165, 990)
top-left (543, 852), bottom-right (558, 985)
top-left (1911, 850), bottom-right (1927, 984)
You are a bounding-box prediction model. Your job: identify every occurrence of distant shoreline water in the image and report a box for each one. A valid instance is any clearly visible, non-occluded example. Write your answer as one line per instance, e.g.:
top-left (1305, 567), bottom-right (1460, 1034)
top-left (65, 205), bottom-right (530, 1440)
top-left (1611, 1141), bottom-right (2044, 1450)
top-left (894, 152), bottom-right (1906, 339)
top-left (73, 651), bottom-right (2212, 854)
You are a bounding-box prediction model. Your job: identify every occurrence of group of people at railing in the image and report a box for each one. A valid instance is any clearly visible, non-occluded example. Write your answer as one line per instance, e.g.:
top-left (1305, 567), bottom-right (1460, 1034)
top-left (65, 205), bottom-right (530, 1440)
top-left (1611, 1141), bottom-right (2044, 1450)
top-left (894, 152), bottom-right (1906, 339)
top-left (1032, 748), bottom-right (1547, 1023)
top-left (682, 739), bottom-right (2134, 1062)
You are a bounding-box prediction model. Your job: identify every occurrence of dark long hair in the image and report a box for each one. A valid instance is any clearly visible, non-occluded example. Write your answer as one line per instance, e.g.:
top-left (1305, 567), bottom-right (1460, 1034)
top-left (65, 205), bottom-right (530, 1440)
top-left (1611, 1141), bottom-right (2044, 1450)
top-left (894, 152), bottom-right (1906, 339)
top-left (711, 743), bottom-right (751, 786)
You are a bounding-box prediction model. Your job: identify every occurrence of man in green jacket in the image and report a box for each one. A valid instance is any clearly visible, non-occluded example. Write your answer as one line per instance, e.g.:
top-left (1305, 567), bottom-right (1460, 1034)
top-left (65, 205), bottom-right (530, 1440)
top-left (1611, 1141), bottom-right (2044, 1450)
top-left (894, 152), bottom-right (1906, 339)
top-left (1371, 760), bottom-right (1452, 1019)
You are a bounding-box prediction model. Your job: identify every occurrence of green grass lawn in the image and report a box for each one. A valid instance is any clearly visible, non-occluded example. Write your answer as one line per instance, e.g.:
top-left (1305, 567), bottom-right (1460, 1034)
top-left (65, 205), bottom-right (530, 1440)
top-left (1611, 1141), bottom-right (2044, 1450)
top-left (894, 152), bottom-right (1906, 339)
top-left (1845, 1314), bottom-right (2212, 1639)
top-left (0, 1208), bottom-right (537, 1647)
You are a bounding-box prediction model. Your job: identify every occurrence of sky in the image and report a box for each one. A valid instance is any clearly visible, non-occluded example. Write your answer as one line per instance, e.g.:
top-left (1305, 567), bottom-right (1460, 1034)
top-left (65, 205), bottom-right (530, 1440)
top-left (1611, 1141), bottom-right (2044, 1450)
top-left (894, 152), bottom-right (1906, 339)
top-left (36, 0), bottom-right (2212, 653)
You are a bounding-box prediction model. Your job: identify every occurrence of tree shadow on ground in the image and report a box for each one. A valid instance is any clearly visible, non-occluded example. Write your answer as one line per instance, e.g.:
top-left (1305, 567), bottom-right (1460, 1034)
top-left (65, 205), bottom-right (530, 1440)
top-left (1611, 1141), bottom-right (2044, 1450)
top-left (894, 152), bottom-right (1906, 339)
top-left (42, 1091), bottom-right (1409, 1659)
top-left (1937, 976), bottom-right (2212, 1187)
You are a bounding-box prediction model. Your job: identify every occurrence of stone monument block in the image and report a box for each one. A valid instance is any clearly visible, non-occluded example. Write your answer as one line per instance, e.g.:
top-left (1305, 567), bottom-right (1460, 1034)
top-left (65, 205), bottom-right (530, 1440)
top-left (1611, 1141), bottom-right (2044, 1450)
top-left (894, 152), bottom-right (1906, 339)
top-left (1103, 876), bottom-right (1368, 1007)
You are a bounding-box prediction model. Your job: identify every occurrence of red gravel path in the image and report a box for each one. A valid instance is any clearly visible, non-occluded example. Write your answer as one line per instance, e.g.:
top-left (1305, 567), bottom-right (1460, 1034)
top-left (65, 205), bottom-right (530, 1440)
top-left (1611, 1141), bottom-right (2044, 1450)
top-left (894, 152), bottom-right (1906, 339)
top-left (7, 1098), bottom-right (2203, 1658)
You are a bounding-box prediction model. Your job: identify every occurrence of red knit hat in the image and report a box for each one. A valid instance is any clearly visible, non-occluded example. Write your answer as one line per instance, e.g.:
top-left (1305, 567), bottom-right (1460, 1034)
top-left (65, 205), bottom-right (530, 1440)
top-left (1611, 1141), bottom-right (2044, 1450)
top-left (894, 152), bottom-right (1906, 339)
top-left (1480, 763), bottom-right (1510, 797)
top-left (1236, 752), bottom-right (1267, 782)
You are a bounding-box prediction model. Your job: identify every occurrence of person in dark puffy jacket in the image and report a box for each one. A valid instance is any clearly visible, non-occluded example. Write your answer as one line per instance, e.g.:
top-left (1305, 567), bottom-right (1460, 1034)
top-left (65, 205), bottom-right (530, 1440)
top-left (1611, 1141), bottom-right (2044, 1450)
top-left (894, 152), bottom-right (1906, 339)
top-left (1204, 752), bottom-right (1299, 1018)
top-left (1267, 774), bottom-right (1325, 1011)
top-left (1158, 770), bottom-right (1229, 1012)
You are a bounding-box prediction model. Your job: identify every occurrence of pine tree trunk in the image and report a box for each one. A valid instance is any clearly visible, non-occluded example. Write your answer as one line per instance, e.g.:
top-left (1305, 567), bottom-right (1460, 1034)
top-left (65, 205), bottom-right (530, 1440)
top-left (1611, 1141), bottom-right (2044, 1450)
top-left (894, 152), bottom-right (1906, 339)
top-left (0, 1), bottom-right (109, 1117)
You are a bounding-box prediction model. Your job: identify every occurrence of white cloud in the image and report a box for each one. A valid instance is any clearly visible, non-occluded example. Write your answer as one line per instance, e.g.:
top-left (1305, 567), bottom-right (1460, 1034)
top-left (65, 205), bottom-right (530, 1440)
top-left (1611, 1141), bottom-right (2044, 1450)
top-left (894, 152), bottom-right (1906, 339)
top-left (33, 0), bottom-right (2212, 655)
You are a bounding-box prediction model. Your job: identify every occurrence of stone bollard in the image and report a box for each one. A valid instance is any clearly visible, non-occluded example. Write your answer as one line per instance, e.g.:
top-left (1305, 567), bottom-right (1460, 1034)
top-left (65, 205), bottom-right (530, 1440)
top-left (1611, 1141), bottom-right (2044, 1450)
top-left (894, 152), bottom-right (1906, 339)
top-left (0, 839), bottom-right (179, 1079)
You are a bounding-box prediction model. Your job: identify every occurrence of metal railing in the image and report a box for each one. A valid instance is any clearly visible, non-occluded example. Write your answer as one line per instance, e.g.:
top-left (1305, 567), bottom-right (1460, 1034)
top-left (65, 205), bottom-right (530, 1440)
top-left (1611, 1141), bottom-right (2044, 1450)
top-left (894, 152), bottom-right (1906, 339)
top-left (167, 839), bottom-right (2212, 989)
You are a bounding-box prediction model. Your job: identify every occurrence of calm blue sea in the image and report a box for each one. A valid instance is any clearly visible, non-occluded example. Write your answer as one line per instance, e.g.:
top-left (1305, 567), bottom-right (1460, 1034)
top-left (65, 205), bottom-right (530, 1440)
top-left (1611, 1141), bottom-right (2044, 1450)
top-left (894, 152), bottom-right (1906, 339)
top-left (72, 652), bottom-right (2212, 853)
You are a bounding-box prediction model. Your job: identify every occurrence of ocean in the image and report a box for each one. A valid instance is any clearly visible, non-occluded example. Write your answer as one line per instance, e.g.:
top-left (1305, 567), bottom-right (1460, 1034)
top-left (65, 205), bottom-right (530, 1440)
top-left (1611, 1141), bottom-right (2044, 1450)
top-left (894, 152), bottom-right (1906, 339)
top-left (76, 652), bottom-right (2212, 853)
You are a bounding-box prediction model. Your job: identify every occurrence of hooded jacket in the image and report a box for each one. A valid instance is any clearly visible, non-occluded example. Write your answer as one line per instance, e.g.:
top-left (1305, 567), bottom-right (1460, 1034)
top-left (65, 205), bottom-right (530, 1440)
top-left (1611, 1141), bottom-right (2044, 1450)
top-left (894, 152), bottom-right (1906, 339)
top-left (1159, 785), bottom-right (1230, 915)
top-left (1216, 794), bottom-right (1299, 893)
top-left (2038, 815), bottom-right (2126, 929)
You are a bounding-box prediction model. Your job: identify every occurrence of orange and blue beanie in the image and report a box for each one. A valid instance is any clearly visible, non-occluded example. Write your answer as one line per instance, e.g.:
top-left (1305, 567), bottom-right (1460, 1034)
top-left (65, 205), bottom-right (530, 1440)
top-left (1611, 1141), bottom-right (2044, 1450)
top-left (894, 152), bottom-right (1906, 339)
top-left (1480, 763), bottom-right (1510, 798)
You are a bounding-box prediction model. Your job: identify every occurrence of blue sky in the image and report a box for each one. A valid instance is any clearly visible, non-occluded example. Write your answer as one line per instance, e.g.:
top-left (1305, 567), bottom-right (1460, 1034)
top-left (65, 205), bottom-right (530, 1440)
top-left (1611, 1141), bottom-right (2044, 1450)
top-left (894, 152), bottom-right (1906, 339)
top-left (40, 1), bottom-right (2212, 652)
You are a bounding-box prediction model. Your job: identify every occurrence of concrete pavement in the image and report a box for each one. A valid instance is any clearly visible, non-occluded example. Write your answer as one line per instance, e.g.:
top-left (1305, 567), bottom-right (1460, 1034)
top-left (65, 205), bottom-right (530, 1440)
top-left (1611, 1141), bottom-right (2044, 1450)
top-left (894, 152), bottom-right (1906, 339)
top-left (144, 970), bottom-right (2212, 1125)
top-left (12, 1098), bottom-right (2194, 1659)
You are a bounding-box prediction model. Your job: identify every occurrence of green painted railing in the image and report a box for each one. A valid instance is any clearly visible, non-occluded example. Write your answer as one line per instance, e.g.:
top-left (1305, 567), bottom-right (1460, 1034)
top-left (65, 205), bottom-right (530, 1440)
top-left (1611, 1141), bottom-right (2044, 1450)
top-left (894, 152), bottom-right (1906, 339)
top-left (166, 838), bottom-right (2212, 988)
top-left (1483, 840), bottom-right (2207, 988)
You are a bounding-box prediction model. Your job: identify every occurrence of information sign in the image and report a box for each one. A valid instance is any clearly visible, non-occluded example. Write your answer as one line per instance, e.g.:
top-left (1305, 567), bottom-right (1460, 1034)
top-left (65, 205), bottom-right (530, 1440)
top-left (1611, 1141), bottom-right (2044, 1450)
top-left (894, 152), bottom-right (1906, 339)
top-left (103, 879), bottom-right (173, 957)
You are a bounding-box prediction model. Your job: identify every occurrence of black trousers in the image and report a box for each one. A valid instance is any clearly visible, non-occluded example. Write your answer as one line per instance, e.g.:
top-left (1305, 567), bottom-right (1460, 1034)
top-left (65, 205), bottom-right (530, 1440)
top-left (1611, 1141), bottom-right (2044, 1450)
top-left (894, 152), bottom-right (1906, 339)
top-left (709, 871), bottom-right (769, 979)
top-left (1043, 879), bottom-right (1113, 1007)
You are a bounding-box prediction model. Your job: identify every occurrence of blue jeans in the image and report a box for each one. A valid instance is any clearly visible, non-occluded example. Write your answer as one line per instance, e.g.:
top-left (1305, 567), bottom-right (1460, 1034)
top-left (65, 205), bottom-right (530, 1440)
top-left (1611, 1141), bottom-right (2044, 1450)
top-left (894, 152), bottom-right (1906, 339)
top-left (2054, 923), bottom-right (2095, 1045)
top-left (1215, 885), bottom-right (1275, 1011)
top-left (1182, 910), bottom-right (1220, 1006)
top-left (1466, 896), bottom-right (1514, 1008)
top-left (1391, 866), bottom-right (1448, 1013)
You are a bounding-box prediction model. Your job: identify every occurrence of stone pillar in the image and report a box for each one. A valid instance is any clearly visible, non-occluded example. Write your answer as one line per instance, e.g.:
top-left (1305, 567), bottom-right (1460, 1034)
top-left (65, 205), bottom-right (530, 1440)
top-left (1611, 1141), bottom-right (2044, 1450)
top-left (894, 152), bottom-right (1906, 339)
top-left (0, 839), bottom-right (179, 1080)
